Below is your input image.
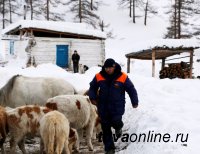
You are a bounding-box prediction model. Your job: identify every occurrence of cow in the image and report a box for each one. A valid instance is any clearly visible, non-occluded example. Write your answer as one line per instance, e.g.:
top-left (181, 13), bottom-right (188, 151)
top-left (46, 95), bottom-right (98, 151)
top-left (6, 105), bottom-right (52, 154)
top-left (77, 89), bottom-right (102, 139)
top-left (0, 106), bottom-right (9, 154)
top-left (0, 75), bottom-right (77, 107)
top-left (39, 110), bottom-right (77, 154)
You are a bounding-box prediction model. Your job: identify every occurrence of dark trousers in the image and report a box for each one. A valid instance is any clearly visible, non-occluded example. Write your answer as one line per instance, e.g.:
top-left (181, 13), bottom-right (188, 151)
top-left (101, 116), bottom-right (124, 151)
top-left (73, 62), bottom-right (79, 73)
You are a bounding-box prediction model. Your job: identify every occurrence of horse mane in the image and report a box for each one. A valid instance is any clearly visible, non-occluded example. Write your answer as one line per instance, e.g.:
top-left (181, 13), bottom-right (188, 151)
top-left (0, 75), bottom-right (21, 106)
top-left (74, 88), bottom-right (79, 94)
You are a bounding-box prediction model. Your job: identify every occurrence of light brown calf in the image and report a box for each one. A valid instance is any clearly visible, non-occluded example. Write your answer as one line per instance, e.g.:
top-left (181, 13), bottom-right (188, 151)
top-left (0, 106), bottom-right (9, 154)
top-left (39, 110), bottom-right (78, 154)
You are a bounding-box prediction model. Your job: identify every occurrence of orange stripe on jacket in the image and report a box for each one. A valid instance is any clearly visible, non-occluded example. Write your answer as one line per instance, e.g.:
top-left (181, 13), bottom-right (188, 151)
top-left (96, 73), bottom-right (105, 82)
top-left (96, 72), bottom-right (127, 83)
top-left (116, 72), bottom-right (127, 83)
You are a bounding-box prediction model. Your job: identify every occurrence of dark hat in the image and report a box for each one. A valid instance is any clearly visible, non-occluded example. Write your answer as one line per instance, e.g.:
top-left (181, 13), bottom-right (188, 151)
top-left (103, 58), bottom-right (116, 68)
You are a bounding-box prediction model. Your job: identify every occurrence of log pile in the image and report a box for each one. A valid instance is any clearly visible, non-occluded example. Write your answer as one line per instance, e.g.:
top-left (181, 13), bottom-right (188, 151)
top-left (159, 61), bottom-right (190, 79)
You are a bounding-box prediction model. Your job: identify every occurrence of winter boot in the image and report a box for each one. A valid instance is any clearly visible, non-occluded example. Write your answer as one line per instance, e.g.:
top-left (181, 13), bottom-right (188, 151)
top-left (105, 148), bottom-right (115, 154)
top-left (115, 128), bottom-right (122, 138)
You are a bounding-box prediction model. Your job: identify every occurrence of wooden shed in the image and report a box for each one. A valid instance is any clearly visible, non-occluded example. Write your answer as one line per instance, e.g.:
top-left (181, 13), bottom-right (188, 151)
top-left (1, 20), bottom-right (106, 69)
top-left (125, 39), bottom-right (199, 78)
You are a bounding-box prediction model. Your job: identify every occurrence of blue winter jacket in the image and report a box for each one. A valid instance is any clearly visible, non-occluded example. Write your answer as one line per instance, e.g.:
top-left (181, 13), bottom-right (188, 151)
top-left (88, 63), bottom-right (138, 120)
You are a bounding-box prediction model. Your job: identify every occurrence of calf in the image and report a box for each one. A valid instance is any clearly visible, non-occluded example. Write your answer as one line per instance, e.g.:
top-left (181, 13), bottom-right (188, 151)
top-left (0, 106), bottom-right (9, 154)
top-left (46, 95), bottom-right (97, 151)
top-left (6, 105), bottom-right (51, 154)
top-left (40, 110), bottom-right (77, 154)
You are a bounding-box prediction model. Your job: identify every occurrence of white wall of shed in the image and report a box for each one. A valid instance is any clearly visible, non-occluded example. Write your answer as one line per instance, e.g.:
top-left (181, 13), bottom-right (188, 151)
top-left (31, 37), bottom-right (105, 69)
top-left (14, 40), bottom-right (29, 60)
top-left (0, 40), bottom-right (10, 61)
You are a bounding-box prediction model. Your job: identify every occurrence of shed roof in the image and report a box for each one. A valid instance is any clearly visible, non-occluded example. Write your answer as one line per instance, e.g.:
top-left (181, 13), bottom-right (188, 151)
top-left (126, 39), bottom-right (200, 60)
top-left (1, 20), bottom-right (106, 39)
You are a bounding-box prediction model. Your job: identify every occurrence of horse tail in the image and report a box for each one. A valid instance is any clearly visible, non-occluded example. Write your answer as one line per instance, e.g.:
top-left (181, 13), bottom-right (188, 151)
top-left (3, 75), bottom-right (20, 93)
top-left (1, 75), bottom-right (21, 105)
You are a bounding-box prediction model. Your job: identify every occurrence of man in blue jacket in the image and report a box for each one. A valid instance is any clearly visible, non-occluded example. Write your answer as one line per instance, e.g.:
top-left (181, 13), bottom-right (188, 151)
top-left (88, 58), bottom-right (138, 154)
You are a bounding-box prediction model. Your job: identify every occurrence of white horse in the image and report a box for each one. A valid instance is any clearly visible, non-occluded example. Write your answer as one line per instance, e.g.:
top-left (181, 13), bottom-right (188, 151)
top-left (0, 75), bottom-right (77, 107)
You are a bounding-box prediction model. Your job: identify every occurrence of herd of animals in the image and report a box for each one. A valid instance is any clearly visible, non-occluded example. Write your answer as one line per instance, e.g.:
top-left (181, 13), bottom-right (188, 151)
top-left (0, 75), bottom-right (101, 154)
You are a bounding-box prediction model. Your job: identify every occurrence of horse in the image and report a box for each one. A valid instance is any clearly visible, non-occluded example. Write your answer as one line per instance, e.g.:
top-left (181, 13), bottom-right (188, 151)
top-left (0, 75), bottom-right (77, 107)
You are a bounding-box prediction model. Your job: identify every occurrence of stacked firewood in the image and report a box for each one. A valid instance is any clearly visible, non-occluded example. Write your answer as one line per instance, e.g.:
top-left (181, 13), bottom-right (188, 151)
top-left (159, 61), bottom-right (190, 79)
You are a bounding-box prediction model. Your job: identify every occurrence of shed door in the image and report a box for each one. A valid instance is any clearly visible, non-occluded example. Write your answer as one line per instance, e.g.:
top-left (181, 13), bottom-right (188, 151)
top-left (56, 45), bottom-right (68, 67)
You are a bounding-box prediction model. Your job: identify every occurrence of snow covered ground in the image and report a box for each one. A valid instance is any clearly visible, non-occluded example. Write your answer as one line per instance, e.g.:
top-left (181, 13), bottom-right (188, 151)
top-left (0, 63), bottom-right (200, 154)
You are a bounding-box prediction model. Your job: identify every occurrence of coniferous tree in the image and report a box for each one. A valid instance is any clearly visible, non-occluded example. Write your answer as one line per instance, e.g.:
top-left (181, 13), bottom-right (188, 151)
top-left (118, 0), bottom-right (132, 17)
top-left (30, 0), bottom-right (46, 20)
top-left (8, 0), bottom-right (12, 23)
top-left (23, 0), bottom-right (28, 20)
top-left (165, 0), bottom-right (178, 38)
top-left (192, 0), bottom-right (200, 38)
top-left (166, 0), bottom-right (196, 39)
top-left (118, 0), bottom-right (137, 23)
top-left (1, 0), bottom-right (19, 28)
top-left (40, 0), bottom-right (67, 21)
top-left (46, 0), bottom-right (49, 20)
top-left (132, 0), bottom-right (135, 23)
top-left (22, 0), bottom-right (41, 20)
top-left (143, 0), bottom-right (157, 26)
top-left (1, 0), bottom-right (6, 28)
top-left (90, 0), bottom-right (93, 10)
top-left (67, 0), bottom-right (100, 28)
top-left (118, 0), bottom-right (156, 24)
top-left (98, 19), bottom-right (114, 38)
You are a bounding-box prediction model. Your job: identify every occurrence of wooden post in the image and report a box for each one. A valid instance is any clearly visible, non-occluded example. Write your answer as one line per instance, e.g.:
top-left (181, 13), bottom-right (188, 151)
top-left (20, 30), bottom-right (23, 40)
top-left (161, 58), bottom-right (165, 69)
top-left (25, 30), bottom-right (28, 37)
top-left (189, 50), bottom-right (194, 79)
top-left (152, 50), bottom-right (156, 77)
top-left (127, 58), bottom-right (130, 73)
top-left (30, 29), bottom-right (33, 36)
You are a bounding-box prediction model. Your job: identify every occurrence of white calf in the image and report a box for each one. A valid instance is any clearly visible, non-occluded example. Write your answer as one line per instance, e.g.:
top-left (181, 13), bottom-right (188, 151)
top-left (46, 95), bottom-right (97, 151)
top-left (6, 105), bottom-right (52, 154)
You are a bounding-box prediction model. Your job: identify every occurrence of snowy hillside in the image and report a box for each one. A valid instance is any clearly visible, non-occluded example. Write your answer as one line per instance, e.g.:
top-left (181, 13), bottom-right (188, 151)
top-left (98, 0), bottom-right (169, 58)
top-left (96, 0), bottom-right (200, 77)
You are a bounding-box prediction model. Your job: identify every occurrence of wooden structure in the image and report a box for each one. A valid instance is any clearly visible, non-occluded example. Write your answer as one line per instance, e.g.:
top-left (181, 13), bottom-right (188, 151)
top-left (125, 40), bottom-right (199, 78)
top-left (1, 20), bottom-right (106, 69)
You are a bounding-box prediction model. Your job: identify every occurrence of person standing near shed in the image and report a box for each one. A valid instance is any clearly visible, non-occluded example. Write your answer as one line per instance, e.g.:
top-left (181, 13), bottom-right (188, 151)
top-left (88, 58), bottom-right (139, 154)
top-left (72, 50), bottom-right (80, 73)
